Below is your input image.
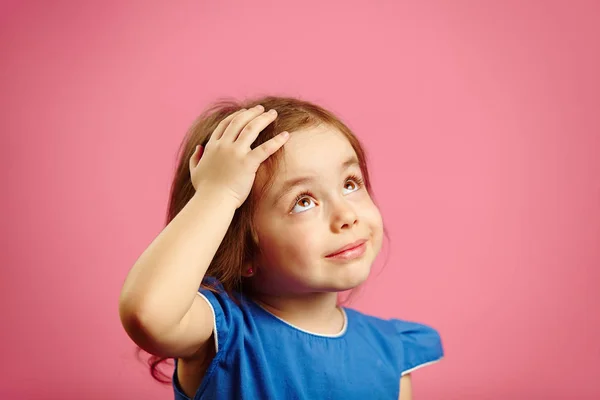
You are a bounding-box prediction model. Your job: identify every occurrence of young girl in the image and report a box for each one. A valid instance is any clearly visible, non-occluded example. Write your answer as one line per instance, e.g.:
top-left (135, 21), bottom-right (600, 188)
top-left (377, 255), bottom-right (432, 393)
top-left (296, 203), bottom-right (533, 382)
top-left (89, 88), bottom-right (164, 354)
top-left (119, 96), bottom-right (443, 400)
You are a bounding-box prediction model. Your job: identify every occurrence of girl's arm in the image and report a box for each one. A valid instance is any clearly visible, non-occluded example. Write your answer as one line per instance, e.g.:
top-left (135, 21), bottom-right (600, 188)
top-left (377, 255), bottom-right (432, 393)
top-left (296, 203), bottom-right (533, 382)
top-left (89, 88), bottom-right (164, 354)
top-left (118, 106), bottom-right (288, 359)
top-left (119, 188), bottom-right (238, 358)
top-left (399, 374), bottom-right (413, 400)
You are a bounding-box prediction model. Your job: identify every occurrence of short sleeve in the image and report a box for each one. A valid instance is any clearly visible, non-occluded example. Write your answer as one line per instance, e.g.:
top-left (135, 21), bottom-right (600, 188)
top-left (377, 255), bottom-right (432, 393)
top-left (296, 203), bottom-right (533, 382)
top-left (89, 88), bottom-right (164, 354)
top-left (393, 319), bottom-right (444, 375)
top-left (196, 277), bottom-right (242, 353)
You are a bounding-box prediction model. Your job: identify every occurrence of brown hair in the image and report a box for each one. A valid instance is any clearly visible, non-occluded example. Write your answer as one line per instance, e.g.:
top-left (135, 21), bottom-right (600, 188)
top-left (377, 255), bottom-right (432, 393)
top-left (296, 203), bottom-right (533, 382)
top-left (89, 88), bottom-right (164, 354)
top-left (144, 95), bottom-right (389, 383)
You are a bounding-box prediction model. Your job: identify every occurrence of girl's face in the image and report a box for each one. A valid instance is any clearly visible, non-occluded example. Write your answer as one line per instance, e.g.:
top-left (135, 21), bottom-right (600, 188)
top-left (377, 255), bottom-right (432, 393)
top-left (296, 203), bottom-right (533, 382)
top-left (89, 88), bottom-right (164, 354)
top-left (251, 125), bottom-right (383, 295)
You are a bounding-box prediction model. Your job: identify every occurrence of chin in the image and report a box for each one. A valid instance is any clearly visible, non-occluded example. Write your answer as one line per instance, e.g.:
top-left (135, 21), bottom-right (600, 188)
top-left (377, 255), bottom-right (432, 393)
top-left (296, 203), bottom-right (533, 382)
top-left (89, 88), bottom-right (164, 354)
top-left (322, 260), bottom-right (373, 292)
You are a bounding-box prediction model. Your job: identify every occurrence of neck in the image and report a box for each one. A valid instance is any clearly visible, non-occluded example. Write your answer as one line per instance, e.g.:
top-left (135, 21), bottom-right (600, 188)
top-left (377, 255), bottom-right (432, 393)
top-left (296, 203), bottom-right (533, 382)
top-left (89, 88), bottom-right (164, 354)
top-left (249, 290), bottom-right (344, 335)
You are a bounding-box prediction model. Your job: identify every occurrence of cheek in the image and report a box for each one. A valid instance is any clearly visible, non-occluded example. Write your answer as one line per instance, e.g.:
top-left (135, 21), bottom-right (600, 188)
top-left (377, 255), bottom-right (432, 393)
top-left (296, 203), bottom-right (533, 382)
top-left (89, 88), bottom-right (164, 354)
top-left (358, 194), bottom-right (382, 223)
top-left (363, 203), bottom-right (384, 245)
top-left (281, 226), bottom-right (322, 257)
top-left (259, 224), bottom-right (322, 264)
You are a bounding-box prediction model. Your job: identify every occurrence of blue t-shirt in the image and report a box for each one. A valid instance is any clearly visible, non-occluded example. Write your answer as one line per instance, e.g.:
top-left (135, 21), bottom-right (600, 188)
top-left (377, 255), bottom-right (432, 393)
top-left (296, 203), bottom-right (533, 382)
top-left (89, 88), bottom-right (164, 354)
top-left (173, 279), bottom-right (443, 400)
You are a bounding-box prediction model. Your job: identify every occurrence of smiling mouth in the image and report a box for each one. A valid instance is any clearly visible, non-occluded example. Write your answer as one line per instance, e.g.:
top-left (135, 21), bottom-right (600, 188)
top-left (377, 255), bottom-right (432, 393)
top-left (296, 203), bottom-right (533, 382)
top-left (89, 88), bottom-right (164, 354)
top-left (325, 239), bottom-right (368, 259)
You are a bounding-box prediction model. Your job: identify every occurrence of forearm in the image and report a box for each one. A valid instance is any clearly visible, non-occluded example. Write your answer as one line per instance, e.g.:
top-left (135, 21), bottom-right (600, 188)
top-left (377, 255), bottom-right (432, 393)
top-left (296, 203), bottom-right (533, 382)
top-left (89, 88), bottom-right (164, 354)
top-left (119, 186), bottom-right (237, 332)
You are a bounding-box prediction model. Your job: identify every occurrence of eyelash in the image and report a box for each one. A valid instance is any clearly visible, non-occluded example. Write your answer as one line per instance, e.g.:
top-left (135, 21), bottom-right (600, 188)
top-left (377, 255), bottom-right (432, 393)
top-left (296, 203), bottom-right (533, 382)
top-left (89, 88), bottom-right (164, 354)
top-left (290, 174), bottom-right (365, 212)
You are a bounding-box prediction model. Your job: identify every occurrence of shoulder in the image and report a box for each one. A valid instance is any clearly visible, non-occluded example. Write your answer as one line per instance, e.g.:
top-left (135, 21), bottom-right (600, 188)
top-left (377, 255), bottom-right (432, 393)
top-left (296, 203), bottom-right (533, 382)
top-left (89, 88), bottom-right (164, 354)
top-left (391, 318), bottom-right (443, 374)
top-left (197, 277), bottom-right (238, 309)
top-left (196, 277), bottom-right (249, 349)
top-left (346, 308), bottom-right (444, 375)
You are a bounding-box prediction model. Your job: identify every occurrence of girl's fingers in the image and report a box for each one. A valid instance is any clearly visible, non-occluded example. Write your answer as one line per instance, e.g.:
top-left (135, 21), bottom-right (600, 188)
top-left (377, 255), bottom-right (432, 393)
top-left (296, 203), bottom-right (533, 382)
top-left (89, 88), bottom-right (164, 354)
top-left (237, 109), bottom-right (279, 148)
top-left (220, 105), bottom-right (266, 142)
top-left (250, 131), bottom-right (290, 164)
top-left (211, 109), bottom-right (247, 141)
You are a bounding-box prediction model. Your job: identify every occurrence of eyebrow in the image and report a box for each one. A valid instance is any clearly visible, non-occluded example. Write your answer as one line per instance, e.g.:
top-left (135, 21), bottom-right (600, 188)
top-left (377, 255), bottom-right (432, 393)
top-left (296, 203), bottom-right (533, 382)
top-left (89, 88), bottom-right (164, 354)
top-left (272, 156), bottom-right (360, 205)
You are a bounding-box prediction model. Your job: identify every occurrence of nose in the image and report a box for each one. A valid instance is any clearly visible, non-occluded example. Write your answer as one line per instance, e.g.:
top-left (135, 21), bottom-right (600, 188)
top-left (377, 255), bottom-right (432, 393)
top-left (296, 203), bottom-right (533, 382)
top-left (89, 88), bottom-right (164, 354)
top-left (330, 199), bottom-right (358, 232)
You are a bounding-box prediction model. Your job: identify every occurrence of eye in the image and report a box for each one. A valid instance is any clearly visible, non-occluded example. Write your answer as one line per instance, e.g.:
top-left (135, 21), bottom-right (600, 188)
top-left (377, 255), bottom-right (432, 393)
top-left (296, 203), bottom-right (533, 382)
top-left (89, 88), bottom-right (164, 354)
top-left (289, 175), bottom-right (365, 214)
top-left (290, 191), bottom-right (316, 214)
top-left (343, 174), bottom-right (364, 194)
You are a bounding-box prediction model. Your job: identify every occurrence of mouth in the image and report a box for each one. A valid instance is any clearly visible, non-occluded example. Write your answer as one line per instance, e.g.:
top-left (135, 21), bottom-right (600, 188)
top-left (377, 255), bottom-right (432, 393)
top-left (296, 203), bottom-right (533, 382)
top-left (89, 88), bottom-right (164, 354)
top-left (326, 239), bottom-right (368, 259)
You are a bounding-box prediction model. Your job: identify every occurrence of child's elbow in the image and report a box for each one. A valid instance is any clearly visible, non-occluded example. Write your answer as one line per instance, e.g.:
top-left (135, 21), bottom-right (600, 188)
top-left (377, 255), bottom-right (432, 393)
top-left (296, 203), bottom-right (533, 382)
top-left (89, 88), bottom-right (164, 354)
top-left (118, 296), bottom-right (167, 356)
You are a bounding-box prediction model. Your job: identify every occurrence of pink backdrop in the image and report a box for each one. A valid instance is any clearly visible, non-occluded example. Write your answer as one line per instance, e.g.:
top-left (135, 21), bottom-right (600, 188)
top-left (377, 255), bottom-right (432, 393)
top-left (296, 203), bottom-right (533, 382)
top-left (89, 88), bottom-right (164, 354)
top-left (2, 1), bottom-right (599, 399)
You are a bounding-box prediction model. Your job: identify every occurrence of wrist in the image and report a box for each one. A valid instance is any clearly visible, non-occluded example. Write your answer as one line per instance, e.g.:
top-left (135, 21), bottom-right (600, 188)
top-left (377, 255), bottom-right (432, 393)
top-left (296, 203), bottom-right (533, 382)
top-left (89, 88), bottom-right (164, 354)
top-left (192, 183), bottom-right (240, 210)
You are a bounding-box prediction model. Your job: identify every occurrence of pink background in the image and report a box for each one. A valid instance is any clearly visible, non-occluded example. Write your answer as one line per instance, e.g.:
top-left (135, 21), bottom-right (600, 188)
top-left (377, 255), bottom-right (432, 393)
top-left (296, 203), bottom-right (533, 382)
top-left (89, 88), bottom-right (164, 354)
top-left (2, 1), bottom-right (599, 399)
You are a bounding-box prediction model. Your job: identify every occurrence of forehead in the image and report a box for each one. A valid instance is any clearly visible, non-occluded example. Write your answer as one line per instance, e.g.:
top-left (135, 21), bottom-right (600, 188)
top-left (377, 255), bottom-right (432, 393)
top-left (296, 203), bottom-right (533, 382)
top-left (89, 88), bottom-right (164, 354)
top-left (277, 124), bottom-right (356, 177)
top-left (254, 124), bottom-right (359, 201)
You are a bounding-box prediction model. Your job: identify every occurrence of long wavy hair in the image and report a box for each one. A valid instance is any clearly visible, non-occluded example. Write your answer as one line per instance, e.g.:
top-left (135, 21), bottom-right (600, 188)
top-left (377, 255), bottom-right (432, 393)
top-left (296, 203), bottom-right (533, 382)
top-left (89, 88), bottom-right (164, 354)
top-left (143, 95), bottom-right (390, 383)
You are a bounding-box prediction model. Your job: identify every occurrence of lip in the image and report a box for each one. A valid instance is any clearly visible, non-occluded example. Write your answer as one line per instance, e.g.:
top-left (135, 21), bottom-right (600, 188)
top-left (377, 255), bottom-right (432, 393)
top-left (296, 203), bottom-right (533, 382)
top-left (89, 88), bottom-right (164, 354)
top-left (326, 239), bottom-right (368, 258)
